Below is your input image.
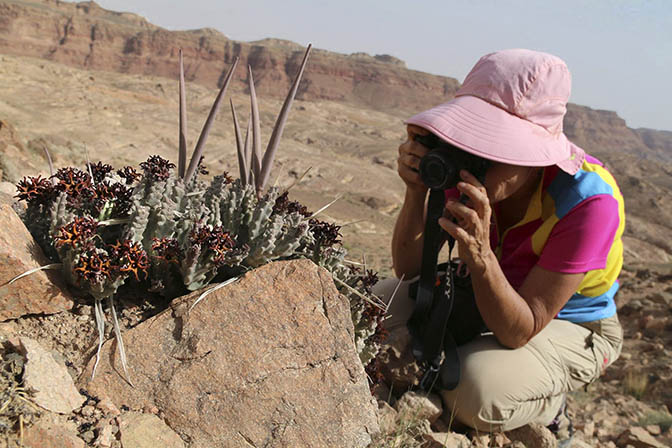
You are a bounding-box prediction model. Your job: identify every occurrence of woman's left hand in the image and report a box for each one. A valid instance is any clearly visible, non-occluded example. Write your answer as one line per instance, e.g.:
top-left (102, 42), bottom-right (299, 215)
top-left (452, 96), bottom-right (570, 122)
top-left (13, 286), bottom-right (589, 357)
top-left (438, 170), bottom-right (495, 275)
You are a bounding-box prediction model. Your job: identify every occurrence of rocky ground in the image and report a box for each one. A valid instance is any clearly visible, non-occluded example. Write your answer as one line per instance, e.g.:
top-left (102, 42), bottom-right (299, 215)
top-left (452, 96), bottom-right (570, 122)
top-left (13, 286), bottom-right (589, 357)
top-left (1, 52), bottom-right (671, 447)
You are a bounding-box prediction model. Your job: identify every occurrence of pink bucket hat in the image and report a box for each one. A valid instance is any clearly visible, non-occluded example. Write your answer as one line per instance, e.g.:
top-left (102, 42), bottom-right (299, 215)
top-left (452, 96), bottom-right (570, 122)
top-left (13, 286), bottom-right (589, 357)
top-left (406, 49), bottom-right (585, 175)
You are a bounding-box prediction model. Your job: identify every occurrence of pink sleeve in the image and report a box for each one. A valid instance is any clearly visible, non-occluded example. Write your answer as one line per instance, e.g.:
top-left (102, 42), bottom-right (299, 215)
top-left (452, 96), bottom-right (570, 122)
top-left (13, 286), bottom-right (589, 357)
top-left (537, 194), bottom-right (620, 273)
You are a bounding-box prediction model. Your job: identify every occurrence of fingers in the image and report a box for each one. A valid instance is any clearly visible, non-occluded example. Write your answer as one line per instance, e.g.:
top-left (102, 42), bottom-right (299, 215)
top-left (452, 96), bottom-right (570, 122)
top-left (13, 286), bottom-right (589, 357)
top-left (444, 200), bottom-right (480, 228)
top-left (456, 170), bottom-right (491, 221)
top-left (406, 124), bottom-right (430, 139)
top-left (438, 216), bottom-right (470, 241)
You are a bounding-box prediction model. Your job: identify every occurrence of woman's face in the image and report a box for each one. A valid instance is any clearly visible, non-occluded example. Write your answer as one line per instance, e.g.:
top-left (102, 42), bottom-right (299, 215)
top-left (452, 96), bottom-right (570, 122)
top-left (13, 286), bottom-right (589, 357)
top-left (483, 162), bottom-right (542, 204)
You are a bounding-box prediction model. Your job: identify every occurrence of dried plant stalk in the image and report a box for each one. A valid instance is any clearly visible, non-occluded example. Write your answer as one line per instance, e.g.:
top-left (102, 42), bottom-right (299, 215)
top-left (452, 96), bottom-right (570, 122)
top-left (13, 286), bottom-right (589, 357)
top-left (257, 44), bottom-right (312, 192)
top-left (184, 57), bottom-right (240, 183)
top-left (178, 49), bottom-right (188, 178)
top-left (230, 99), bottom-right (247, 185)
top-left (247, 66), bottom-right (262, 185)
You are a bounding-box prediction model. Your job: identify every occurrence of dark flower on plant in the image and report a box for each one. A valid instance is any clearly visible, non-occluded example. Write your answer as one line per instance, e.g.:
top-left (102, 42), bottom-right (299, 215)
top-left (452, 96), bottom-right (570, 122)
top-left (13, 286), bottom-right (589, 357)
top-left (89, 181), bottom-right (113, 214)
top-left (273, 191), bottom-right (311, 217)
top-left (117, 166), bottom-right (140, 185)
top-left (197, 156), bottom-right (209, 176)
top-left (86, 161), bottom-right (113, 183)
top-left (151, 237), bottom-right (181, 265)
top-left (14, 175), bottom-right (57, 206)
top-left (54, 217), bottom-right (99, 249)
top-left (89, 182), bottom-right (133, 217)
top-left (74, 248), bottom-right (112, 283)
top-left (139, 155), bottom-right (175, 181)
top-left (365, 357), bottom-right (385, 388)
top-left (53, 167), bottom-right (93, 201)
top-left (189, 224), bottom-right (240, 266)
top-left (108, 240), bottom-right (149, 282)
top-left (361, 269), bottom-right (379, 295)
top-left (108, 182), bottom-right (134, 217)
top-left (216, 171), bottom-right (234, 185)
top-left (362, 304), bottom-right (387, 346)
top-left (309, 219), bottom-right (341, 247)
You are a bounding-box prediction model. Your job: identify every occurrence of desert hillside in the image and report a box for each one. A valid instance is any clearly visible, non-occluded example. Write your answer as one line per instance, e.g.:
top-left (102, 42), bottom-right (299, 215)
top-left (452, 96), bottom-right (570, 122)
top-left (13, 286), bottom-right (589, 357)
top-left (1, 0), bottom-right (671, 271)
top-left (0, 1), bottom-right (671, 447)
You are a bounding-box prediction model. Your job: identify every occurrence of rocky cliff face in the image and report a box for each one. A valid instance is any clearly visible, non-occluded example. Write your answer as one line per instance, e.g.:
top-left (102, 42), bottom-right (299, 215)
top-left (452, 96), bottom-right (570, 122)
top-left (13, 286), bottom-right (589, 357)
top-left (0, 0), bottom-right (460, 114)
top-left (2, 0), bottom-right (669, 162)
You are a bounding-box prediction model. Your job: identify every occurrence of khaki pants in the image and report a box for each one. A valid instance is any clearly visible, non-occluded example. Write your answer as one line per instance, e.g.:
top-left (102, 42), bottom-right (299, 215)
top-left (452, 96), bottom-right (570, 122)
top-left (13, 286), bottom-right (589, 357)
top-left (374, 277), bottom-right (623, 432)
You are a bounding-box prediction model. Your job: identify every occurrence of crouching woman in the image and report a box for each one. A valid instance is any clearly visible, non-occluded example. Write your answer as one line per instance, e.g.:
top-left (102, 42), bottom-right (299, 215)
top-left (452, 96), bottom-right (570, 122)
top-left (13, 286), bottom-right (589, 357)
top-left (375, 49), bottom-right (624, 433)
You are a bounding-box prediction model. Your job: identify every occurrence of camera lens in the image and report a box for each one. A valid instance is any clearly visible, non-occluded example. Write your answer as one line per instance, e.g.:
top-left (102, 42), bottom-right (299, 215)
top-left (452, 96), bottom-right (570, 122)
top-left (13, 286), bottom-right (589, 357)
top-left (419, 150), bottom-right (459, 190)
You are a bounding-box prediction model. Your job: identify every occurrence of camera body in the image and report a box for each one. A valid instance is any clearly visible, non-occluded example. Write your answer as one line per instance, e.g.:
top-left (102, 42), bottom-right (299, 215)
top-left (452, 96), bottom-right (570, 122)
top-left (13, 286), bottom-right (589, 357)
top-left (415, 134), bottom-right (490, 190)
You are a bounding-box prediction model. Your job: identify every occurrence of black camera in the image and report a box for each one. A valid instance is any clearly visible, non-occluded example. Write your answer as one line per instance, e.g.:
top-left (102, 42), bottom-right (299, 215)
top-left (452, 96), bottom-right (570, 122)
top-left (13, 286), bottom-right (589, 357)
top-left (414, 134), bottom-right (490, 190)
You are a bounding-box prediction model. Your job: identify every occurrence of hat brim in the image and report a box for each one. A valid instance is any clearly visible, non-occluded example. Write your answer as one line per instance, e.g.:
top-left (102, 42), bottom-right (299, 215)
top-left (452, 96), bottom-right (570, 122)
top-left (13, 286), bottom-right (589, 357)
top-left (405, 96), bottom-right (584, 175)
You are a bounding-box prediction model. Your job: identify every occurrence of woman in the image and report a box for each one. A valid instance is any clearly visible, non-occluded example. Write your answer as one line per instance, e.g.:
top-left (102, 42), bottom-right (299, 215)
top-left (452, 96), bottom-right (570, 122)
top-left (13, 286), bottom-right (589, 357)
top-left (376, 49), bottom-right (624, 433)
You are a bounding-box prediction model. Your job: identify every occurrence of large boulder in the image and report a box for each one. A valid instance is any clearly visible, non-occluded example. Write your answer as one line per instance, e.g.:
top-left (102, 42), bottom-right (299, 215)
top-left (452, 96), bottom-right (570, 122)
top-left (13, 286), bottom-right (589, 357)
top-left (81, 259), bottom-right (379, 447)
top-left (0, 192), bottom-right (74, 321)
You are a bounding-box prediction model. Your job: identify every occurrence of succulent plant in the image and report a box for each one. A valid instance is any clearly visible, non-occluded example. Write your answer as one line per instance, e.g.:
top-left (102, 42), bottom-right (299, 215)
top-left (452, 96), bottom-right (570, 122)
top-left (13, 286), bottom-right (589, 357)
top-left (13, 43), bottom-right (386, 386)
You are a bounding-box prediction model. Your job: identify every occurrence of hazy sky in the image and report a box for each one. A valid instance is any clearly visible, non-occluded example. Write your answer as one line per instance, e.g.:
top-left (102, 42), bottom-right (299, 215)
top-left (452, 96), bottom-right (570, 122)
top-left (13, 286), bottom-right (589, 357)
top-left (95, 0), bottom-right (671, 131)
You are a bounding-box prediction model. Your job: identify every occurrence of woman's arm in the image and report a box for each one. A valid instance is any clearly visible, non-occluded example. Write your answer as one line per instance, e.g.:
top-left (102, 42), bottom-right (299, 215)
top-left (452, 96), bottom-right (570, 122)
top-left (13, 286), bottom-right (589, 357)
top-left (439, 170), bottom-right (584, 348)
top-left (391, 188), bottom-right (426, 278)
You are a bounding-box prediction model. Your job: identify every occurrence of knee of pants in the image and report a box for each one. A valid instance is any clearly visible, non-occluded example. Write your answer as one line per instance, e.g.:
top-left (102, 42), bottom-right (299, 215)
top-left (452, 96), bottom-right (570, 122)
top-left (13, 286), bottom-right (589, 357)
top-left (441, 379), bottom-right (515, 432)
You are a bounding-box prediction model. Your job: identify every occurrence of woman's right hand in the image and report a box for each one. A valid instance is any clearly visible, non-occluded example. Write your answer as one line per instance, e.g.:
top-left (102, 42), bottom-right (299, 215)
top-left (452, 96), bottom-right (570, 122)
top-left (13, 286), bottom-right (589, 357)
top-left (397, 124), bottom-right (431, 194)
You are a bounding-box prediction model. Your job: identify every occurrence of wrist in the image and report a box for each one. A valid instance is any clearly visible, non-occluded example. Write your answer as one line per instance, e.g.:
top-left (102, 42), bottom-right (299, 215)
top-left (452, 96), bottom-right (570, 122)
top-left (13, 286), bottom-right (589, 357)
top-left (405, 185), bottom-right (428, 202)
top-left (470, 248), bottom-right (499, 278)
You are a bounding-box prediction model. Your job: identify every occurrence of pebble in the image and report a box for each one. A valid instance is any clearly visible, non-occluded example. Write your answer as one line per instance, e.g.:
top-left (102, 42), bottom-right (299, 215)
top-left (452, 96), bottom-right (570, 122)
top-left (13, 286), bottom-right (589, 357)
top-left (81, 404), bottom-right (95, 417)
top-left (82, 430), bottom-right (96, 443)
top-left (646, 424), bottom-right (661, 436)
top-left (76, 305), bottom-right (92, 316)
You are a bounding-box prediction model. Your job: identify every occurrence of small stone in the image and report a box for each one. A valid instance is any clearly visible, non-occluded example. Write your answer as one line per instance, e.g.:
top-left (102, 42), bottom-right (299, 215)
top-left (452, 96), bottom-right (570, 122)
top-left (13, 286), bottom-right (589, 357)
top-left (12, 337), bottom-right (85, 414)
top-left (628, 299), bottom-right (644, 311)
top-left (621, 353), bottom-right (633, 361)
top-left (616, 426), bottom-right (665, 448)
top-left (648, 292), bottom-right (672, 306)
top-left (82, 430), bottom-right (96, 444)
top-left (645, 425), bottom-right (661, 436)
top-left (76, 305), bottom-right (92, 316)
top-left (492, 433), bottom-right (511, 446)
top-left (120, 412), bottom-right (185, 448)
top-left (143, 405), bottom-right (159, 414)
top-left (97, 396), bottom-right (120, 417)
top-left (394, 391), bottom-right (443, 424)
top-left (81, 404), bottom-right (95, 417)
top-left (571, 440), bottom-right (595, 448)
top-left (506, 423), bottom-right (557, 448)
top-left (422, 431), bottom-right (471, 448)
top-left (95, 421), bottom-right (114, 448)
top-left (582, 420), bottom-right (595, 437)
top-left (470, 433), bottom-right (490, 447)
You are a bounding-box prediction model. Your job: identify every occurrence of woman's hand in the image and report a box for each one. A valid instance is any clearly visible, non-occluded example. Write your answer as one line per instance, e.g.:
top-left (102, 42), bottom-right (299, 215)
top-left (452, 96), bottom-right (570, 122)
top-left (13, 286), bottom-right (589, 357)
top-left (438, 170), bottom-right (495, 274)
top-left (397, 125), bottom-right (430, 194)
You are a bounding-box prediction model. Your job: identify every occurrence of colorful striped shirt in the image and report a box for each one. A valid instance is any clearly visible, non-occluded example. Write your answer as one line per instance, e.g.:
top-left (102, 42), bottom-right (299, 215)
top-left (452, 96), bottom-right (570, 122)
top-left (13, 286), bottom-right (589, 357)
top-left (490, 155), bottom-right (625, 323)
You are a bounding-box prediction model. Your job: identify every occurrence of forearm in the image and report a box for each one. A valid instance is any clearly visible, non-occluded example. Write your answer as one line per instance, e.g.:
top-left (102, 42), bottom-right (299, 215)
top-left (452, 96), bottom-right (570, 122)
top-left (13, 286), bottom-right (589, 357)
top-left (470, 251), bottom-right (536, 349)
top-left (391, 188), bottom-right (427, 279)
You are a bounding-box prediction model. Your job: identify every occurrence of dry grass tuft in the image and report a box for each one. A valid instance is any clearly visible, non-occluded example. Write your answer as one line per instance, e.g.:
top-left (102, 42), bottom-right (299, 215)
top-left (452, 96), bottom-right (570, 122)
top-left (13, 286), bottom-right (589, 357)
top-left (623, 370), bottom-right (649, 400)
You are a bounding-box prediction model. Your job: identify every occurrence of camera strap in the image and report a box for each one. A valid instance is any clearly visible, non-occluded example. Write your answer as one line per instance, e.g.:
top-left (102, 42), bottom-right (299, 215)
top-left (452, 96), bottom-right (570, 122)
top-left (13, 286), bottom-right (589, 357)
top-left (407, 188), bottom-right (461, 391)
